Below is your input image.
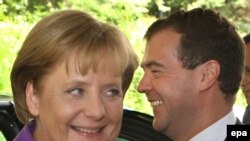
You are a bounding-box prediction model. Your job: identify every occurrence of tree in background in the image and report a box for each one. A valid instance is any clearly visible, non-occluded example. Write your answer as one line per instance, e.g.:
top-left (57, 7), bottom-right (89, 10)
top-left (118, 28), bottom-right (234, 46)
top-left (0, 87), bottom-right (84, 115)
top-left (147, 0), bottom-right (250, 33)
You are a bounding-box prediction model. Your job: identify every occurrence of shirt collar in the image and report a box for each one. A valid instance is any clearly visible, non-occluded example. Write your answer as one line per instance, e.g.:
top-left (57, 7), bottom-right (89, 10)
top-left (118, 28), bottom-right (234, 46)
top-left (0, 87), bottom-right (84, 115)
top-left (190, 111), bottom-right (236, 141)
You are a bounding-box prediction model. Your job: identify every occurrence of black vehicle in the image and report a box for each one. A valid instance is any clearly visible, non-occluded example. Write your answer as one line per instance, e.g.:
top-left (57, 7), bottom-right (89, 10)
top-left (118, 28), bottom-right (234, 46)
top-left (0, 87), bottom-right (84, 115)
top-left (0, 96), bottom-right (171, 141)
top-left (0, 99), bottom-right (22, 141)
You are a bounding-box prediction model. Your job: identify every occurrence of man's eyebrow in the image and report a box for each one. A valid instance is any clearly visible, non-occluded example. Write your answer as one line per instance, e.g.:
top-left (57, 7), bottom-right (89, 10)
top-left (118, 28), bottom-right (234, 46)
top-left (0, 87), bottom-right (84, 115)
top-left (141, 60), bottom-right (164, 69)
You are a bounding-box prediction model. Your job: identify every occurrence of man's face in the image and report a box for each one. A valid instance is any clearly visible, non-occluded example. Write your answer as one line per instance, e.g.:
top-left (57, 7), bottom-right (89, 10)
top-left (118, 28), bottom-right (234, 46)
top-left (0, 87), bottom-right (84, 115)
top-left (241, 43), bottom-right (250, 104)
top-left (137, 29), bottom-right (202, 138)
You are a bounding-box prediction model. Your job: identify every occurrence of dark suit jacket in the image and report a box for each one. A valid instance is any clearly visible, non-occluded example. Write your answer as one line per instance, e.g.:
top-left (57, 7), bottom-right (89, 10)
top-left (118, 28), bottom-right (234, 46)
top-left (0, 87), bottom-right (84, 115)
top-left (236, 118), bottom-right (243, 125)
top-left (243, 105), bottom-right (250, 124)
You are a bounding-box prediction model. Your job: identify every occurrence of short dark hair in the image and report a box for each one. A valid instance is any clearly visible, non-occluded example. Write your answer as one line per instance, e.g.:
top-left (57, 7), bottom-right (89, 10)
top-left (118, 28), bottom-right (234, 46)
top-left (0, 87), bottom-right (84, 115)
top-left (145, 8), bottom-right (245, 96)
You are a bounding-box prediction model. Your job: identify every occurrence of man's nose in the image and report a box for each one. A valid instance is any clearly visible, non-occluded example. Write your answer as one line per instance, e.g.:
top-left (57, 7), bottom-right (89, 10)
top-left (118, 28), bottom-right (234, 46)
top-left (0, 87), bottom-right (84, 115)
top-left (137, 74), bottom-right (152, 94)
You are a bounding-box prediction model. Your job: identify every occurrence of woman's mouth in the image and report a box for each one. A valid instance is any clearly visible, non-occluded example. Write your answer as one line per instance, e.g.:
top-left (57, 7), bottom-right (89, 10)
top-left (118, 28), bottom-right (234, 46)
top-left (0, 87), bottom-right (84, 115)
top-left (71, 126), bottom-right (102, 135)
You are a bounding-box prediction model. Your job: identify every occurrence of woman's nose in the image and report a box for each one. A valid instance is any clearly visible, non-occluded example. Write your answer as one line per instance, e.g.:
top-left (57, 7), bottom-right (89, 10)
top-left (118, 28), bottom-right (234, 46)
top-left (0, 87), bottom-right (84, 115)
top-left (84, 96), bottom-right (106, 120)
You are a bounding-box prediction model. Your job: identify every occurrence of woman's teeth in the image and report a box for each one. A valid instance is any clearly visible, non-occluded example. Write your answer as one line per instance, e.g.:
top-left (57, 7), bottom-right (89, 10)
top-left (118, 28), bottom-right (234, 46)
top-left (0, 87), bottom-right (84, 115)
top-left (72, 126), bottom-right (100, 134)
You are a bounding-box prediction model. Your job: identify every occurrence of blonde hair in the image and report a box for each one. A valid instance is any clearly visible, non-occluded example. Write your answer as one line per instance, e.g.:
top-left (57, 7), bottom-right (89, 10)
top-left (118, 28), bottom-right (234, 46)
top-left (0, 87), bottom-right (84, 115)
top-left (11, 9), bottom-right (138, 123)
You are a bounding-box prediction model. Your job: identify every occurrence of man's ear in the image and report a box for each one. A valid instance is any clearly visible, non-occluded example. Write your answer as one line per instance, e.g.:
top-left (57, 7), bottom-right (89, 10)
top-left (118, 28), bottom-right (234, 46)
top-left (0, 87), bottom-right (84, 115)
top-left (199, 60), bottom-right (220, 91)
top-left (26, 81), bottom-right (39, 116)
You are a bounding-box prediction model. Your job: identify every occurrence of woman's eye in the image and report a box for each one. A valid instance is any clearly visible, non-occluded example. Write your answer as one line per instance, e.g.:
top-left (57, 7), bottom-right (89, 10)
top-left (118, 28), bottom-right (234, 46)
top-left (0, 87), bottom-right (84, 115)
top-left (106, 89), bottom-right (122, 97)
top-left (67, 88), bottom-right (83, 97)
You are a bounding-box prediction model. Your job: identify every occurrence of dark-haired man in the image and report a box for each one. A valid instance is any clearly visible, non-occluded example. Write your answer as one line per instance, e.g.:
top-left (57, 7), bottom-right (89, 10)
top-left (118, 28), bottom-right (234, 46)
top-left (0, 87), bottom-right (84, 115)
top-left (137, 8), bottom-right (244, 141)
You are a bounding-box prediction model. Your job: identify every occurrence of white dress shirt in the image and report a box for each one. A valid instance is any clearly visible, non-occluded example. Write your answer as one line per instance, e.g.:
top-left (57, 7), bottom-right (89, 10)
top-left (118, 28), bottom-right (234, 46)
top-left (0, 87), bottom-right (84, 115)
top-left (190, 111), bottom-right (236, 141)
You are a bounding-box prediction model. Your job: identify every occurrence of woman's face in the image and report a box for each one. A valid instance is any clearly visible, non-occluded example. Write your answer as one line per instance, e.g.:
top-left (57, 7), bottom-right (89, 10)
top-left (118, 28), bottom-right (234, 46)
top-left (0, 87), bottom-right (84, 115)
top-left (26, 58), bottom-right (124, 141)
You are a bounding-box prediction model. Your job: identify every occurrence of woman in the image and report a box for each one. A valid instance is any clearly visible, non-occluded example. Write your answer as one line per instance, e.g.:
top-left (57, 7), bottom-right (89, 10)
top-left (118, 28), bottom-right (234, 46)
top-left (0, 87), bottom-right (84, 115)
top-left (11, 9), bottom-right (138, 141)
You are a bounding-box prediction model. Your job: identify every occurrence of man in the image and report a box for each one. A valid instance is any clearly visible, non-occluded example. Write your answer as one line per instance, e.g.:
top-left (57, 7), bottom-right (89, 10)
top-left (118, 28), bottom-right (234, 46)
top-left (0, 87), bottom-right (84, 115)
top-left (137, 8), bottom-right (244, 141)
top-left (241, 33), bottom-right (250, 124)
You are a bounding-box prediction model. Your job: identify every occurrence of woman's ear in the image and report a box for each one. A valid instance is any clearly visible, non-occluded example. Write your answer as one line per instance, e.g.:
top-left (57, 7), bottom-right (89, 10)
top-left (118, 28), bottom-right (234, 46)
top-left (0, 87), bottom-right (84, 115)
top-left (26, 81), bottom-right (39, 116)
top-left (199, 60), bottom-right (220, 91)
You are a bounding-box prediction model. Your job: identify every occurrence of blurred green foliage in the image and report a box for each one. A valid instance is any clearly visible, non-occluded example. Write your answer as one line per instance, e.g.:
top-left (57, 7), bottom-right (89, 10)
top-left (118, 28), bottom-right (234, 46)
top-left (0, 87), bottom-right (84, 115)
top-left (148, 0), bottom-right (250, 34)
top-left (0, 0), bottom-right (249, 116)
top-left (0, 22), bottom-right (31, 95)
top-left (0, 132), bottom-right (4, 141)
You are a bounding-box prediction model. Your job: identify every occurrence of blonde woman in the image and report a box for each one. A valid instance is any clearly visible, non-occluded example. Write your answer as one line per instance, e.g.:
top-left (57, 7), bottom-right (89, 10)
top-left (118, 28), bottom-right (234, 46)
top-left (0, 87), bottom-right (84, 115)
top-left (11, 10), bottom-right (138, 141)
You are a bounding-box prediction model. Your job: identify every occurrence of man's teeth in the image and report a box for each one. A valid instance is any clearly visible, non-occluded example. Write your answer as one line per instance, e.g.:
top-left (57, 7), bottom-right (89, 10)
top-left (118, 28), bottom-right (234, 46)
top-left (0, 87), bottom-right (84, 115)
top-left (151, 100), bottom-right (163, 107)
top-left (72, 126), bottom-right (100, 134)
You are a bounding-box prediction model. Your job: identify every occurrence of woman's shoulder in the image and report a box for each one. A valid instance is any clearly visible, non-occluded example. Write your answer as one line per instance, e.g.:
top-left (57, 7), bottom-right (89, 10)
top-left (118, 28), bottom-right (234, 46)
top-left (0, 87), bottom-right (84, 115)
top-left (13, 120), bottom-right (36, 141)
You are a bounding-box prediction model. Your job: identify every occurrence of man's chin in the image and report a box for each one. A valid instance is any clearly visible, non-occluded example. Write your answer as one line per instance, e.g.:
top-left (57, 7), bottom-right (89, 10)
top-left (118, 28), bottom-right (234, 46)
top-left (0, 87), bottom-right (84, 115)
top-left (153, 119), bottom-right (165, 132)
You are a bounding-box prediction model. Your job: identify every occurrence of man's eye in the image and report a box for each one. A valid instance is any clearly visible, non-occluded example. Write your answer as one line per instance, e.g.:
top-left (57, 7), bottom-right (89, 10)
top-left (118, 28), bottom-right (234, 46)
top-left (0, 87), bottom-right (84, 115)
top-left (106, 89), bottom-right (122, 97)
top-left (151, 69), bottom-right (161, 74)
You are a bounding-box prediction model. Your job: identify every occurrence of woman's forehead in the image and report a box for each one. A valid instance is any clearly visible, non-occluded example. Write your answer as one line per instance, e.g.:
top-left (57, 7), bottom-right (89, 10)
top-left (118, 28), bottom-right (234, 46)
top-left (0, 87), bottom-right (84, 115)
top-left (63, 53), bottom-right (124, 76)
